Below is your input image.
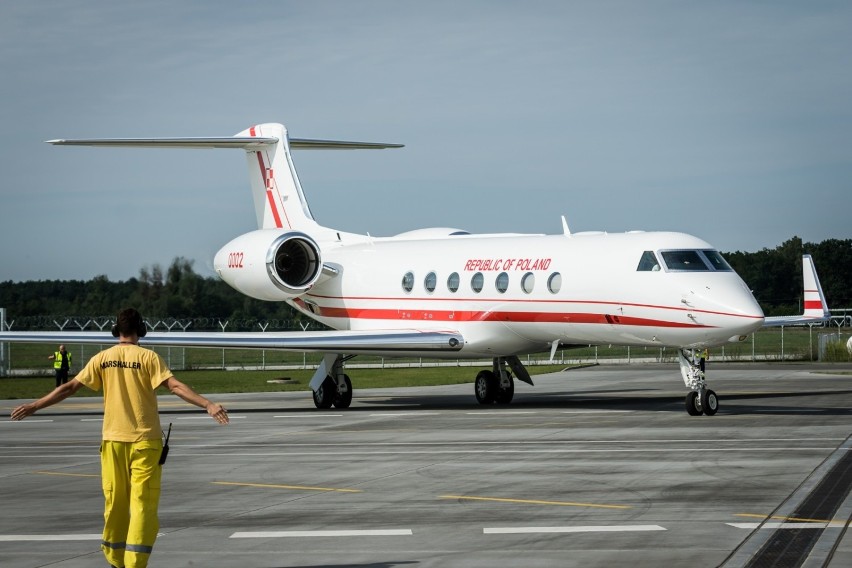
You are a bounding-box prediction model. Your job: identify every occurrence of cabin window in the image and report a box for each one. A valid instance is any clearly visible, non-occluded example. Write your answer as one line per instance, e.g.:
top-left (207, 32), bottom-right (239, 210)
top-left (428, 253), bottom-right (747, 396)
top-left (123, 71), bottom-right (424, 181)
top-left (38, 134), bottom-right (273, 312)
top-left (661, 250), bottom-right (710, 271)
top-left (637, 251), bottom-right (661, 271)
top-left (424, 271), bottom-right (437, 293)
top-left (547, 272), bottom-right (562, 294)
top-left (402, 271), bottom-right (414, 293)
top-left (471, 272), bottom-right (484, 293)
top-left (495, 272), bottom-right (509, 294)
top-left (521, 272), bottom-right (535, 294)
top-left (701, 250), bottom-right (733, 271)
top-left (447, 272), bottom-right (460, 293)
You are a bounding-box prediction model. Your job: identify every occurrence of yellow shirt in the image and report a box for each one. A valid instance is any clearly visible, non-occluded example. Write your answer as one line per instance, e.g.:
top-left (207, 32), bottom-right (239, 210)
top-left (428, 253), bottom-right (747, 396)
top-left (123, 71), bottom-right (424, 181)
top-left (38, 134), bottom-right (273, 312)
top-left (75, 344), bottom-right (173, 442)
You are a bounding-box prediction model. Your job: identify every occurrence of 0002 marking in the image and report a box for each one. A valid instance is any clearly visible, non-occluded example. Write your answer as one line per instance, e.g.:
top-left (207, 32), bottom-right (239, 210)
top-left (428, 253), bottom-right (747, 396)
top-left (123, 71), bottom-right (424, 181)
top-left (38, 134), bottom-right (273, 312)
top-left (228, 252), bottom-right (244, 268)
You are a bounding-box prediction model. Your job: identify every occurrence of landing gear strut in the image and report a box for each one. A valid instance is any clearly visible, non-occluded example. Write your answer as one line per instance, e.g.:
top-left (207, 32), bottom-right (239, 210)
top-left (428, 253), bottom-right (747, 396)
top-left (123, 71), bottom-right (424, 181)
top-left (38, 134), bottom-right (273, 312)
top-left (474, 356), bottom-right (532, 405)
top-left (678, 349), bottom-right (718, 416)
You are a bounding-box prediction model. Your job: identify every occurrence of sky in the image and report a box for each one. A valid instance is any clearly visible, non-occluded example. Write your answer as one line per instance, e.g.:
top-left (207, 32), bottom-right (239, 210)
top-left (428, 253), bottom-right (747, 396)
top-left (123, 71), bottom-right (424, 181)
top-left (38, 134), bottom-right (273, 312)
top-left (1, 0), bottom-right (850, 282)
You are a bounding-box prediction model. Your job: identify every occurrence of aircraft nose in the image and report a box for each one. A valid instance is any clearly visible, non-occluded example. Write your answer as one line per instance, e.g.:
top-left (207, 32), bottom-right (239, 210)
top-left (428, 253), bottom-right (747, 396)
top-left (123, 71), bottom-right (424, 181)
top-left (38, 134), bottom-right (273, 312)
top-left (725, 280), bottom-right (765, 335)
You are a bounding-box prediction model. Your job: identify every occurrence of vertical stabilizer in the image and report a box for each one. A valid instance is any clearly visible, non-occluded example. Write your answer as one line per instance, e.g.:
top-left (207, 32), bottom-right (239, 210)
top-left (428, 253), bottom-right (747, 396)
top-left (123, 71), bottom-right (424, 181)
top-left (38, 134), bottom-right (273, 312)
top-left (240, 123), bottom-right (319, 232)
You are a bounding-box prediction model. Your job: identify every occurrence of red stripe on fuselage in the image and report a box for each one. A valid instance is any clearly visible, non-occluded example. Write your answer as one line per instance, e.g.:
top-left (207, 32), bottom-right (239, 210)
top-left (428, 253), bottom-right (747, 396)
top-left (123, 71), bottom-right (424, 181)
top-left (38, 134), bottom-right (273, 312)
top-left (305, 293), bottom-right (763, 321)
top-left (310, 306), bottom-right (710, 328)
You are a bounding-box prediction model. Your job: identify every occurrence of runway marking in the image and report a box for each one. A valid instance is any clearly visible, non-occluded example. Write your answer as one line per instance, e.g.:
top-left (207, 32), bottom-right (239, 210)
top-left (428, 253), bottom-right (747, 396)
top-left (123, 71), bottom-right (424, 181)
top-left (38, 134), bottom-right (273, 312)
top-left (727, 522), bottom-right (846, 529)
top-left (81, 418), bottom-right (103, 422)
top-left (230, 529), bottom-right (412, 538)
top-left (0, 534), bottom-right (101, 541)
top-left (212, 481), bottom-right (362, 493)
top-left (440, 495), bottom-right (631, 510)
top-left (562, 410), bottom-right (633, 414)
top-left (274, 414), bottom-right (343, 418)
top-left (466, 411), bottom-right (538, 415)
top-left (1, 419), bottom-right (54, 423)
top-left (484, 525), bottom-right (665, 534)
top-left (369, 412), bottom-right (442, 417)
top-left (177, 415), bottom-right (245, 420)
top-left (754, 409), bottom-right (825, 413)
top-left (735, 513), bottom-right (842, 524)
top-left (35, 471), bottom-right (98, 478)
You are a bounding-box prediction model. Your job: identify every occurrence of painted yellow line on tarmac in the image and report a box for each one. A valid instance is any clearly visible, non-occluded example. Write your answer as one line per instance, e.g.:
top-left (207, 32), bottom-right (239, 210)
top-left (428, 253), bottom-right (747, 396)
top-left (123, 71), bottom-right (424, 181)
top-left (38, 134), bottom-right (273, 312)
top-left (212, 481), bottom-right (362, 493)
top-left (441, 495), bottom-right (631, 510)
top-left (736, 513), bottom-right (842, 524)
top-left (35, 471), bottom-right (99, 478)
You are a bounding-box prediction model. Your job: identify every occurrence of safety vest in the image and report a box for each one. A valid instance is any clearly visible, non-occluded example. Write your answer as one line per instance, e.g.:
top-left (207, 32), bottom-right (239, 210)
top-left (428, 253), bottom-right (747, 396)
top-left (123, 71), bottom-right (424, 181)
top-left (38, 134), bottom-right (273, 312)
top-left (54, 351), bottom-right (72, 369)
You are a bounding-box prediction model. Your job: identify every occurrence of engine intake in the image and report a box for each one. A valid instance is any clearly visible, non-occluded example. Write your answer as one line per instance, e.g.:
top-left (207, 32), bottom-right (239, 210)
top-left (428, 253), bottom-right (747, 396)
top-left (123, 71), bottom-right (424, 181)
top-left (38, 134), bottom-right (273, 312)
top-left (267, 233), bottom-right (321, 294)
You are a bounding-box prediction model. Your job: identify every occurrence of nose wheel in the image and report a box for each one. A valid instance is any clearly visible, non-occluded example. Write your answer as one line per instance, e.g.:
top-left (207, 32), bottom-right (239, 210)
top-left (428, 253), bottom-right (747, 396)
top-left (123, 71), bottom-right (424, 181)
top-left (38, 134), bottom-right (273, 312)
top-left (685, 389), bottom-right (718, 416)
top-left (679, 349), bottom-right (719, 417)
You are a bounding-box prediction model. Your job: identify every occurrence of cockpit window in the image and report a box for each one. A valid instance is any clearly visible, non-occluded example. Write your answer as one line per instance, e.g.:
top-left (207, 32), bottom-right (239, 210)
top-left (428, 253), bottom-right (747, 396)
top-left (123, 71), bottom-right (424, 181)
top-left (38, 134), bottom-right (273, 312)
top-left (701, 250), bottom-right (733, 271)
top-left (661, 250), bottom-right (710, 271)
top-left (637, 251), bottom-right (661, 272)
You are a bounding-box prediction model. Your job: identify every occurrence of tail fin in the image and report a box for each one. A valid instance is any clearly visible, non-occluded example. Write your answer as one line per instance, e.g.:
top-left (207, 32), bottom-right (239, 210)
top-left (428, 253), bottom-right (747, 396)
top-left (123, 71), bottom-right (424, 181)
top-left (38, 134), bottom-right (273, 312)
top-left (239, 123), bottom-right (318, 231)
top-left (48, 122), bottom-right (403, 233)
top-left (763, 254), bottom-right (831, 326)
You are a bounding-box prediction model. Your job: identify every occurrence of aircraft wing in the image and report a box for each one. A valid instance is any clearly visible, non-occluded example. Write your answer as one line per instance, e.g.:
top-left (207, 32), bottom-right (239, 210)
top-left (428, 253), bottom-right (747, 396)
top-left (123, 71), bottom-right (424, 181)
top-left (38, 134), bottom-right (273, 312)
top-left (763, 254), bottom-right (831, 327)
top-left (0, 329), bottom-right (463, 355)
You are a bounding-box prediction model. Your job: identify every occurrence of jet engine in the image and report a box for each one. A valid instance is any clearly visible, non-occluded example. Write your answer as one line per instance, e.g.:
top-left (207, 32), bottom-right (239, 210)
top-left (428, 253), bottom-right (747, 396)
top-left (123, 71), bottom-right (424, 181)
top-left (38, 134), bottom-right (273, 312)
top-left (214, 230), bottom-right (322, 301)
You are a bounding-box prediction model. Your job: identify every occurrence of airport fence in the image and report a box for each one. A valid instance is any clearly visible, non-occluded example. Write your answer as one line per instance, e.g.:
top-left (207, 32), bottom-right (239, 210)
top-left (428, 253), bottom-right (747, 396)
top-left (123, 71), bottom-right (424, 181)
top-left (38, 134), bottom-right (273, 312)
top-left (1, 310), bottom-right (850, 377)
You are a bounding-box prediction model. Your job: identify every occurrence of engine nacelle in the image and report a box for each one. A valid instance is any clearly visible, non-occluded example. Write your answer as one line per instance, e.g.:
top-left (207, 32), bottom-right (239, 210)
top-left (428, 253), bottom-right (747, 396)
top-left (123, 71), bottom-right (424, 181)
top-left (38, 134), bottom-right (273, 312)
top-left (214, 230), bottom-right (322, 301)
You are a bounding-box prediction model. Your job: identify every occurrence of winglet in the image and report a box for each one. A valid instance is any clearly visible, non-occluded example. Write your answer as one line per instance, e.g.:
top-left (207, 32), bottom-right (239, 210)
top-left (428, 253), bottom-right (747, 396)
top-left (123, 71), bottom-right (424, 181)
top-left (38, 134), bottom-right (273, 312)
top-left (763, 254), bottom-right (831, 327)
top-left (800, 254), bottom-right (831, 320)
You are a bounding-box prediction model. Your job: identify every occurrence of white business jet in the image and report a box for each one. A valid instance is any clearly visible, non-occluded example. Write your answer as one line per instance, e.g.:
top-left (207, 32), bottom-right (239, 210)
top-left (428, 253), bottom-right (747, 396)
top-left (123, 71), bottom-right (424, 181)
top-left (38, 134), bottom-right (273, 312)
top-left (0, 123), bottom-right (830, 416)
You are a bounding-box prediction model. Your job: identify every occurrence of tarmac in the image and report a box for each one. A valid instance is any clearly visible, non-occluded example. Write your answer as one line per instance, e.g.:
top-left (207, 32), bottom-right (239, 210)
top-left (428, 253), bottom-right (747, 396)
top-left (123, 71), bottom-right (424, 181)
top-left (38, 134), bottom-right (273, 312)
top-left (1, 362), bottom-right (850, 568)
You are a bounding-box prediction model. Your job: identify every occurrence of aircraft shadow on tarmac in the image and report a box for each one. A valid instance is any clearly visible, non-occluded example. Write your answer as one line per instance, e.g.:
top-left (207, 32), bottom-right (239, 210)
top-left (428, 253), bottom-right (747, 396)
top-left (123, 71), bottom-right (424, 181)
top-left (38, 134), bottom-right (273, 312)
top-left (22, 387), bottom-right (850, 418)
top-left (152, 387), bottom-right (852, 417)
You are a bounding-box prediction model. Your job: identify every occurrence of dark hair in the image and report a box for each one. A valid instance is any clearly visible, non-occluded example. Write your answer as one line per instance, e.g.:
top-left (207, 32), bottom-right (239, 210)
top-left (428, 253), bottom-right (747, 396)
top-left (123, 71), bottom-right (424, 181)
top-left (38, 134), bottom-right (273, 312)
top-left (112, 308), bottom-right (147, 338)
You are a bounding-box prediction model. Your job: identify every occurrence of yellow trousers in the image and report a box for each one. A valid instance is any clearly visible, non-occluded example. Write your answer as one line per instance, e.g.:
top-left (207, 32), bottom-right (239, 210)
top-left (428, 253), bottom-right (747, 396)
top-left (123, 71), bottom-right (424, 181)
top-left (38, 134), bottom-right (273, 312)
top-left (100, 440), bottom-right (163, 568)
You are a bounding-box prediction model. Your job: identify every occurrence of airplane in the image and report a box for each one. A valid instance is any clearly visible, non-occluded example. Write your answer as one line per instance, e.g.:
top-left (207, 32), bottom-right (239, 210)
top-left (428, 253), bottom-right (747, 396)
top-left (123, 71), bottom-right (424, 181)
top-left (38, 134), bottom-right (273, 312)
top-left (0, 123), bottom-right (831, 416)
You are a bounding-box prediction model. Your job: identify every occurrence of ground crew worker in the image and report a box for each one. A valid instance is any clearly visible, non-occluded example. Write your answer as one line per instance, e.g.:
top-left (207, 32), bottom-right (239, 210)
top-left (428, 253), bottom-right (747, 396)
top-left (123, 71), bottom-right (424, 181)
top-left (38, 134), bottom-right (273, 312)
top-left (11, 308), bottom-right (230, 568)
top-left (48, 344), bottom-right (72, 387)
top-left (699, 348), bottom-right (709, 374)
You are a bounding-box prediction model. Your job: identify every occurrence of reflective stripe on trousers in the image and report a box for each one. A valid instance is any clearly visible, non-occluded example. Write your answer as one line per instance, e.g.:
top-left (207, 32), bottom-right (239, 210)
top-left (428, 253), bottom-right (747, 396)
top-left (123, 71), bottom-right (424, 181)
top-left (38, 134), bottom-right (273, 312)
top-left (100, 439), bottom-right (162, 568)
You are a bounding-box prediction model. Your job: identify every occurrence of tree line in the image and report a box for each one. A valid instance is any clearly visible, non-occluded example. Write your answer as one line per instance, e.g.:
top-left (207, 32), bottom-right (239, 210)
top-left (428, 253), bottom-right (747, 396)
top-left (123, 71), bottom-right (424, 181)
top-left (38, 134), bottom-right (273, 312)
top-left (1, 237), bottom-right (849, 330)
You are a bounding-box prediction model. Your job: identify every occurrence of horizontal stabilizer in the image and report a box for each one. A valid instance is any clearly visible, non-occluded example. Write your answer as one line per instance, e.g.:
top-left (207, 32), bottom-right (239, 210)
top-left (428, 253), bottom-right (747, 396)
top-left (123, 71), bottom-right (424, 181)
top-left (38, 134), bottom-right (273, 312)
top-left (46, 137), bottom-right (279, 149)
top-left (46, 137), bottom-right (402, 150)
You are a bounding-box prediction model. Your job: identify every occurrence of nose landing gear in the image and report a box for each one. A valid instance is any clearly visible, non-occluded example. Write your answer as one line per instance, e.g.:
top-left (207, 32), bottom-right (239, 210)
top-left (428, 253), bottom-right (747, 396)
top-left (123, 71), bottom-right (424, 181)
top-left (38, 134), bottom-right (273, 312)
top-left (679, 349), bottom-right (718, 416)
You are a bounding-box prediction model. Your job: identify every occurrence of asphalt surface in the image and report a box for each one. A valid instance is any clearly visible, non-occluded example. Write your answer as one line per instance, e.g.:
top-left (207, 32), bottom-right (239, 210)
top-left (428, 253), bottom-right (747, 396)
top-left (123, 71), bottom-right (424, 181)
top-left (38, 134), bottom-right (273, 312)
top-left (1, 362), bottom-right (851, 568)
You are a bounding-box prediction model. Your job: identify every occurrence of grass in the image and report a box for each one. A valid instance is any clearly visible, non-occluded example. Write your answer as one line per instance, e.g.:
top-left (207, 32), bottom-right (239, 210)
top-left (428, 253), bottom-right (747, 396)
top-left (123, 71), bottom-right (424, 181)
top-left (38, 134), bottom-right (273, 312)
top-left (0, 365), bottom-right (567, 400)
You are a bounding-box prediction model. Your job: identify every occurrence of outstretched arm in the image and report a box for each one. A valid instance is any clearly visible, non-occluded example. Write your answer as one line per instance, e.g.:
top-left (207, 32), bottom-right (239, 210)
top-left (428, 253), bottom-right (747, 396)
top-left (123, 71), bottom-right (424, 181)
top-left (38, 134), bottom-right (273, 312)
top-left (162, 377), bottom-right (229, 424)
top-left (10, 379), bottom-right (85, 420)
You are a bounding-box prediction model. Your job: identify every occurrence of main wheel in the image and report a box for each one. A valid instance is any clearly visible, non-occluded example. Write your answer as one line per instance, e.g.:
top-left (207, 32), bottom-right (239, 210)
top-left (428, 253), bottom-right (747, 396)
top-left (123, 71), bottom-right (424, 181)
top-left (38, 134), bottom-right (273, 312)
top-left (474, 370), bottom-right (497, 405)
top-left (333, 374), bottom-right (353, 409)
top-left (685, 391), bottom-right (702, 416)
top-left (313, 376), bottom-right (335, 409)
top-left (701, 389), bottom-right (719, 416)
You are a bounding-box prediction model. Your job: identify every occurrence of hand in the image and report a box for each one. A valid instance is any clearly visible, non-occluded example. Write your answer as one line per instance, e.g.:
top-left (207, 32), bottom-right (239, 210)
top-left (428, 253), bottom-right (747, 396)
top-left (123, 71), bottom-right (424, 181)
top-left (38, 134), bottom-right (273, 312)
top-left (11, 403), bottom-right (37, 421)
top-left (206, 403), bottom-right (230, 425)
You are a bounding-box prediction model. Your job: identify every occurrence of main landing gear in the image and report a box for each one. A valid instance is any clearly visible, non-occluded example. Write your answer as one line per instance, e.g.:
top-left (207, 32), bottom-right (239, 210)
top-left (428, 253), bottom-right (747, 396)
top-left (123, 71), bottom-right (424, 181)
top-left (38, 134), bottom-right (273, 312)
top-left (678, 349), bottom-right (718, 416)
top-left (311, 354), bottom-right (353, 409)
top-left (308, 354), bottom-right (536, 409)
top-left (474, 356), bottom-right (534, 405)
